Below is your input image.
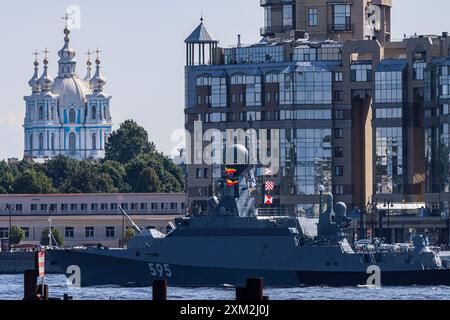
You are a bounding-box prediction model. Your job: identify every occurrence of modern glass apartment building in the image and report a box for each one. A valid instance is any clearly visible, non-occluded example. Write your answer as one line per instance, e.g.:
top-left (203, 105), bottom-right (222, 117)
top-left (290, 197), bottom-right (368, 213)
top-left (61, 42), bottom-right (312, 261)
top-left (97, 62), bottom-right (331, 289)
top-left (183, 0), bottom-right (450, 229)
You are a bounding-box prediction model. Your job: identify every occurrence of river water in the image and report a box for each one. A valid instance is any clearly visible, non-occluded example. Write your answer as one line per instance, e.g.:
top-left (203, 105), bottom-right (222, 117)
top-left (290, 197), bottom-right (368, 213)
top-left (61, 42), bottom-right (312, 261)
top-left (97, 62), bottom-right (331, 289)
top-left (1, 275), bottom-right (450, 300)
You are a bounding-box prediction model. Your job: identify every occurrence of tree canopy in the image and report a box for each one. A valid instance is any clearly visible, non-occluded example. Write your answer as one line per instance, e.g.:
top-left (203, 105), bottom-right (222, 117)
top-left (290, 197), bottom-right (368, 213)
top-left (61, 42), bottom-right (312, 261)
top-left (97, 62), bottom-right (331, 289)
top-left (0, 121), bottom-right (185, 195)
top-left (40, 227), bottom-right (64, 247)
top-left (10, 225), bottom-right (25, 246)
top-left (105, 120), bottom-right (156, 164)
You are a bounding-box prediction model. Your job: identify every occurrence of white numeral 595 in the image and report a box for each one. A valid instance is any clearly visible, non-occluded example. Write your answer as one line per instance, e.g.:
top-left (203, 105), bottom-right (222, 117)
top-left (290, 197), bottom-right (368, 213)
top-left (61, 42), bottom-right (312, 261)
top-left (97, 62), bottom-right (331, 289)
top-left (148, 263), bottom-right (172, 278)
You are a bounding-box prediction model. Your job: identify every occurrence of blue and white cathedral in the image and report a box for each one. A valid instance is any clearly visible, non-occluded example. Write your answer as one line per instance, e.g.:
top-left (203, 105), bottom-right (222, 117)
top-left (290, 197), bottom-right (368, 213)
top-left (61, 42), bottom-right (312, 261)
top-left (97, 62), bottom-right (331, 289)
top-left (24, 26), bottom-right (113, 160)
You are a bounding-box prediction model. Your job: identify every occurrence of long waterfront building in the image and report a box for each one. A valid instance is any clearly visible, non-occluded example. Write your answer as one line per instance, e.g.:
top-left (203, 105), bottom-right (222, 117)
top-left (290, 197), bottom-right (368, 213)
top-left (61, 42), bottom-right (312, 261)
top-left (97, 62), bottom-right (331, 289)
top-left (0, 193), bottom-right (186, 248)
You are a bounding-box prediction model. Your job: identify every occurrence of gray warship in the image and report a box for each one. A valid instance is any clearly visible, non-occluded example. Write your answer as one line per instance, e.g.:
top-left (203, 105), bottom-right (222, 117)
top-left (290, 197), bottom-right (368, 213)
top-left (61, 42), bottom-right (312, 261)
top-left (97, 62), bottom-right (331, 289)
top-left (49, 149), bottom-right (450, 287)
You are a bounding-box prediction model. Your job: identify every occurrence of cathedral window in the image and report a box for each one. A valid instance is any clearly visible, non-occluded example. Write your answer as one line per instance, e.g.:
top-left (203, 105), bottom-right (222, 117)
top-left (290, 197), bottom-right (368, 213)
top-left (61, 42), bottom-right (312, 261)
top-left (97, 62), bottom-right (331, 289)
top-left (39, 133), bottom-right (44, 151)
top-left (104, 133), bottom-right (108, 148)
top-left (29, 134), bottom-right (33, 151)
top-left (92, 133), bottom-right (97, 150)
top-left (50, 107), bottom-right (55, 120)
top-left (38, 105), bottom-right (44, 120)
top-left (92, 105), bottom-right (97, 120)
top-left (69, 133), bottom-right (76, 155)
top-left (51, 134), bottom-right (55, 151)
top-left (69, 108), bottom-right (76, 123)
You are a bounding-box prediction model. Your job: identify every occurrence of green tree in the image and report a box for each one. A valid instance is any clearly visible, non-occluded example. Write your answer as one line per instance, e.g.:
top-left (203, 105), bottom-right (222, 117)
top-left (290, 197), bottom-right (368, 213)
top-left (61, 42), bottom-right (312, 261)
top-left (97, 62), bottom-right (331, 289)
top-left (0, 161), bottom-right (15, 194)
top-left (63, 161), bottom-right (117, 193)
top-left (122, 227), bottom-right (137, 245)
top-left (125, 154), bottom-right (184, 193)
top-left (10, 225), bottom-right (25, 246)
top-left (137, 167), bottom-right (162, 192)
top-left (13, 169), bottom-right (56, 194)
top-left (100, 160), bottom-right (129, 192)
top-left (43, 156), bottom-right (80, 191)
top-left (40, 227), bottom-right (64, 247)
top-left (105, 120), bottom-right (156, 164)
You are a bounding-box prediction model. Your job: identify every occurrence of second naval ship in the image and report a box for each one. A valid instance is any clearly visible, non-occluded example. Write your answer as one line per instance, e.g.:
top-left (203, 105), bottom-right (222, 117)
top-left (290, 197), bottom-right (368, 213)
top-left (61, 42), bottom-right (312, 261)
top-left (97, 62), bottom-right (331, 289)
top-left (49, 146), bottom-right (450, 287)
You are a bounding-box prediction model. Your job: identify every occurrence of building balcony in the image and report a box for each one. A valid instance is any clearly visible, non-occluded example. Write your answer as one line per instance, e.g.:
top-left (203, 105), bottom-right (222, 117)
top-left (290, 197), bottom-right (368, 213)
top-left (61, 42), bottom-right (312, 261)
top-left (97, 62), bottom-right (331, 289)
top-left (260, 0), bottom-right (293, 7)
top-left (260, 25), bottom-right (293, 37)
top-left (328, 23), bottom-right (354, 33)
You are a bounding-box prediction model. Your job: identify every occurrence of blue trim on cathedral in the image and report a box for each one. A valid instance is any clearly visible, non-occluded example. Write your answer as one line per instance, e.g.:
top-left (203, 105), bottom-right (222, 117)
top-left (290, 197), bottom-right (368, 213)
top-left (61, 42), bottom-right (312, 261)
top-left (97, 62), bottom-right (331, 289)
top-left (23, 26), bottom-right (113, 161)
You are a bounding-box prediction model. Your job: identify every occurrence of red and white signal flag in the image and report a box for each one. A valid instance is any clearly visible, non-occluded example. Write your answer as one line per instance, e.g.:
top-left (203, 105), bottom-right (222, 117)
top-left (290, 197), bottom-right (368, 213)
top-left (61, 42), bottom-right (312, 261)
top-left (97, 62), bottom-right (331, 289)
top-left (264, 195), bottom-right (273, 205)
top-left (265, 181), bottom-right (275, 191)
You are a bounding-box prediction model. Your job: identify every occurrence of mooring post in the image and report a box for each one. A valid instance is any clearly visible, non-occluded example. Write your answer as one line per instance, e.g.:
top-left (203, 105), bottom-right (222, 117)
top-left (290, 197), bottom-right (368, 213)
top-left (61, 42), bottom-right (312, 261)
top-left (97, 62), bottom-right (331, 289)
top-left (63, 293), bottom-right (73, 300)
top-left (23, 270), bottom-right (38, 300)
top-left (235, 287), bottom-right (248, 301)
top-left (152, 279), bottom-right (168, 301)
top-left (246, 278), bottom-right (264, 301)
top-left (37, 284), bottom-right (49, 300)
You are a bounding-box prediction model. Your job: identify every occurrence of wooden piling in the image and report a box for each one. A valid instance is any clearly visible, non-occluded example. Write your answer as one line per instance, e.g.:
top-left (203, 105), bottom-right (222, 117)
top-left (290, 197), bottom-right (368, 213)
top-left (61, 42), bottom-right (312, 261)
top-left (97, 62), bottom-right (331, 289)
top-left (152, 280), bottom-right (168, 301)
top-left (63, 293), bottom-right (73, 300)
top-left (23, 270), bottom-right (38, 300)
top-left (235, 287), bottom-right (248, 301)
top-left (245, 278), bottom-right (264, 301)
top-left (37, 284), bottom-right (49, 300)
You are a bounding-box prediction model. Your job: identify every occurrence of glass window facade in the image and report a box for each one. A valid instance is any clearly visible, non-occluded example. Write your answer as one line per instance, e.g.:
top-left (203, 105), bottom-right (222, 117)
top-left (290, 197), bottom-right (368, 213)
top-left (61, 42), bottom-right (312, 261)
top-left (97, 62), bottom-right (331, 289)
top-left (231, 74), bottom-right (245, 85)
top-left (293, 46), bottom-right (316, 61)
top-left (375, 108), bottom-right (402, 119)
top-left (280, 109), bottom-right (332, 120)
top-left (196, 75), bottom-right (212, 86)
top-left (351, 64), bottom-right (372, 82)
top-left (227, 45), bottom-right (284, 64)
top-left (246, 75), bottom-right (262, 107)
top-left (211, 77), bottom-right (227, 108)
top-left (439, 66), bottom-right (450, 99)
top-left (333, 4), bottom-right (351, 31)
top-left (280, 74), bottom-right (293, 105)
top-left (440, 124), bottom-right (450, 192)
top-left (426, 125), bottom-right (450, 193)
top-left (375, 71), bottom-right (403, 103)
top-left (425, 127), bottom-right (436, 193)
top-left (308, 8), bottom-right (318, 26)
top-left (281, 129), bottom-right (332, 195)
top-left (293, 45), bottom-right (341, 62)
top-left (283, 5), bottom-right (293, 29)
top-left (375, 127), bottom-right (403, 194)
top-left (265, 72), bottom-right (279, 83)
top-left (413, 62), bottom-right (426, 80)
top-left (294, 71), bottom-right (332, 105)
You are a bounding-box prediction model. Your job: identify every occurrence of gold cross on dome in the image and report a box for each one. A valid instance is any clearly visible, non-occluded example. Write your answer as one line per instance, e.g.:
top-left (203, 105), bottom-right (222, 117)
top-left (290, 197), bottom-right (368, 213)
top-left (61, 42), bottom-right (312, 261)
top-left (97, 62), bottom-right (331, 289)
top-left (42, 48), bottom-right (50, 60)
top-left (95, 48), bottom-right (102, 60)
top-left (62, 13), bottom-right (70, 28)
top-left (85, 49), bottom-right (92, 61)
top-left (33, 50), bottom-right (40, 62)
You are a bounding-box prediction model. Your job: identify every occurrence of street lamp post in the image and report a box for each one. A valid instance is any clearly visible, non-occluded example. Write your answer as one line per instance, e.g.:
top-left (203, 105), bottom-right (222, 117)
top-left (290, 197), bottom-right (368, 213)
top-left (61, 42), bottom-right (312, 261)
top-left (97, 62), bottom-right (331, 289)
top-left (48, 217), bottom-right (53, 248)
top-left (367, 199), bottom-right (377, 240)
top-left (5, 205), bottom-right (15, 251)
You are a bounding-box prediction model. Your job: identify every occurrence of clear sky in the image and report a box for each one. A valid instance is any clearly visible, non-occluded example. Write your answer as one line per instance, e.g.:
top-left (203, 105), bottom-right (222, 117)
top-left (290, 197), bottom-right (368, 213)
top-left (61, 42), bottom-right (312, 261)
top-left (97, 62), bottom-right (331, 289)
top-left (0, 0), bottom-right (449, 161)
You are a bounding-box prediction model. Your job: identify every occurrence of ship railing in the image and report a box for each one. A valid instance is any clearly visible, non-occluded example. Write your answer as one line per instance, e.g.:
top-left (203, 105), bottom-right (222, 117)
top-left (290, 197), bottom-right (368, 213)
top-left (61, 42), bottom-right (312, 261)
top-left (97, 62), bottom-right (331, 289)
top-left (257, 207), bottom-right (295, 217)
